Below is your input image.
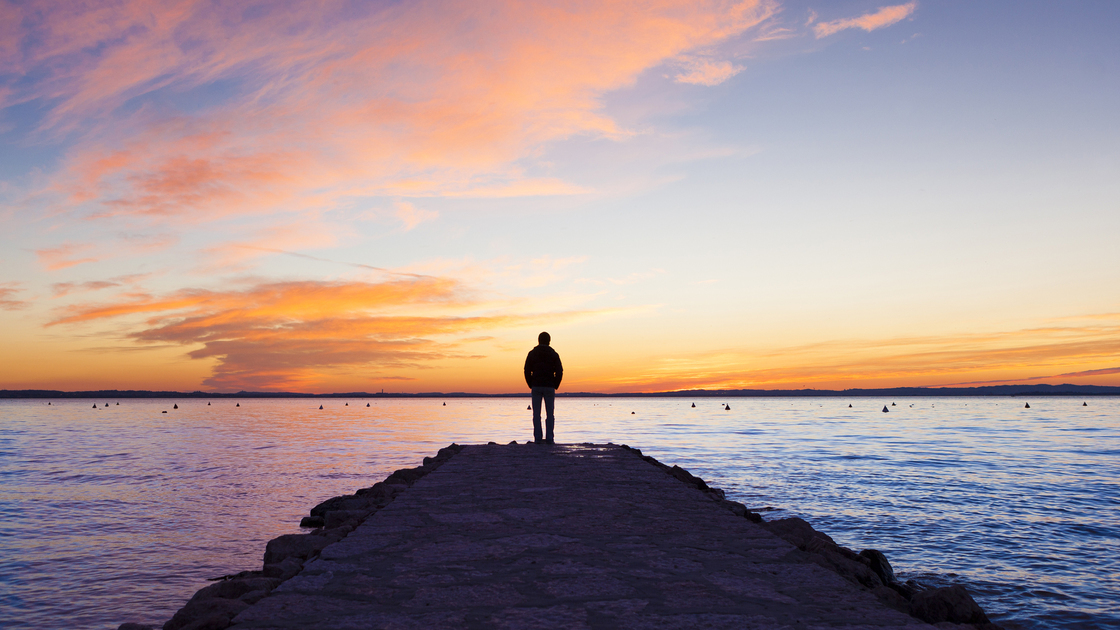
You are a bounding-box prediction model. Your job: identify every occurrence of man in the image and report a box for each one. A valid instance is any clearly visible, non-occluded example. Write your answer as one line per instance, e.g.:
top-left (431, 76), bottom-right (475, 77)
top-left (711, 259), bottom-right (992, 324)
top-left (523, 331), bottom-right (563, 444)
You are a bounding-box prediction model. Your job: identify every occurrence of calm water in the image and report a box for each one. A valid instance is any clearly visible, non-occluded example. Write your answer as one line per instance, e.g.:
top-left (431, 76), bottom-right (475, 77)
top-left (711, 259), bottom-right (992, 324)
top-left (0, 397), bottom-right (1117, 629)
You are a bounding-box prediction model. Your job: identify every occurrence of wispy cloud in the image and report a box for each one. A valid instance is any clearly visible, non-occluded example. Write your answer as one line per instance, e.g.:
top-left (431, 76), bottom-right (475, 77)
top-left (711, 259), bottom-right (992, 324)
top-left (812, 2), bottom-right (917, 39)
top-left (395, 202), bottom-right (438, 231)
top-left (0, 283), bottom-right (29, 310)
top-left (9, 0), bottom-right (775, 226)
top-left (35, 242), bottom-right (100, 270)
top-left (674, 57), bottom-right (744, 86)
top-left (46, 277), bottom-right (611, 390)
top-left (589, 315), bottom-right (1120, 392)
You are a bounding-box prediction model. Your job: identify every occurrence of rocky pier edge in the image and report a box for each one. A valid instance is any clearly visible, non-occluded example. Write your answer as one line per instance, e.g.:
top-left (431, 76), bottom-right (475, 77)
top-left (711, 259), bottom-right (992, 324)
top-left (118, 441), bottom-right (1001, 630)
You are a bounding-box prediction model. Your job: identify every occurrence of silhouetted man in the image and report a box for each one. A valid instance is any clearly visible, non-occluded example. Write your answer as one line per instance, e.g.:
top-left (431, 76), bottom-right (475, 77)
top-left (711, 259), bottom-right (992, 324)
top-left (524, 331), bottom-right (563, 444)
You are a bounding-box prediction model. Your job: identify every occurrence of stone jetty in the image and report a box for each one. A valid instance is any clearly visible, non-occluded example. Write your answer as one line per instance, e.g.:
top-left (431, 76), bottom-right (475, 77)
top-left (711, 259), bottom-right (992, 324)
top-left (125, 443), bottom-right (1000, 630)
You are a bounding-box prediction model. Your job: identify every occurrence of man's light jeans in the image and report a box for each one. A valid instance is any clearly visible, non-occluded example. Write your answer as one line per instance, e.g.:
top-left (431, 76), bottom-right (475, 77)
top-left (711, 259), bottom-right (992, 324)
top-left (531, 386), bottom-right (556, 442)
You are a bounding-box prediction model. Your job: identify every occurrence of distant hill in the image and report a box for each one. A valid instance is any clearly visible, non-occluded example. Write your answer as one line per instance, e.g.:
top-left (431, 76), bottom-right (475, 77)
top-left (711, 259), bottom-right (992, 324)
top-left (2, 383), bottom-right (1118, 398)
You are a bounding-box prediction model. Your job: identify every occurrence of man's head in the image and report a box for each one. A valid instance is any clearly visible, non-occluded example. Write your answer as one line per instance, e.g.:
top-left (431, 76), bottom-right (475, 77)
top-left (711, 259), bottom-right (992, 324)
top-left (538, 331), bottom-right (551, 346)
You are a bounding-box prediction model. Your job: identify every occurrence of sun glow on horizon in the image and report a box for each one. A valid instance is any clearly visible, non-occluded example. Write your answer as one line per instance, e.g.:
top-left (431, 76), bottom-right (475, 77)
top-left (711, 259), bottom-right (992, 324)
top-left (2, 1), bottom-right (1118, 393)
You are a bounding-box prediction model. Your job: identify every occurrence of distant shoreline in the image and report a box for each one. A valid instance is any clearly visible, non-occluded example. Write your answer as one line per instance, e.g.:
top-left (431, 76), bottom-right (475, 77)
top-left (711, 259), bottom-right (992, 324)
top-left (2, 383), bottom-right (1118, 399)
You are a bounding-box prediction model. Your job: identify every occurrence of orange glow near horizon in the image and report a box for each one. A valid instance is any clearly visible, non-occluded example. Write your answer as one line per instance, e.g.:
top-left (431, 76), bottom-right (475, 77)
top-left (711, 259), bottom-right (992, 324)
top-left (2, 1), bottom-right (1118, 394)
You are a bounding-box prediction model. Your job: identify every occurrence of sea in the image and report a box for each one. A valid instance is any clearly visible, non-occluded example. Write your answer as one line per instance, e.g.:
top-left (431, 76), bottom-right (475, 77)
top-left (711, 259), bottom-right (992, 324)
top-left (0, 396), bottom-right (1117, 629)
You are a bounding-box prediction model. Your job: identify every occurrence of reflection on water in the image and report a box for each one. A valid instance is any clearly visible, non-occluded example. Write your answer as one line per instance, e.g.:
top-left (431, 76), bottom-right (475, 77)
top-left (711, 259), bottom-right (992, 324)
top-left (0, 397), bottom-right (1117, 629)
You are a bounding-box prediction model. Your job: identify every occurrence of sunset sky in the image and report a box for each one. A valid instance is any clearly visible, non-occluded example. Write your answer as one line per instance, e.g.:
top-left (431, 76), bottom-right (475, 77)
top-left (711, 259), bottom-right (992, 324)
top-left (1, 0), bottom-right (1118, 393)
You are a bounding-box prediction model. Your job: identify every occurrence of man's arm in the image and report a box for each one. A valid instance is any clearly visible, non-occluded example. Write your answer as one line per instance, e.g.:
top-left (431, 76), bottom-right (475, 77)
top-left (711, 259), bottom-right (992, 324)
top-left (553, 352), bottom-right (563, 389)
top-left (524, 351), bottom-right (534, 388)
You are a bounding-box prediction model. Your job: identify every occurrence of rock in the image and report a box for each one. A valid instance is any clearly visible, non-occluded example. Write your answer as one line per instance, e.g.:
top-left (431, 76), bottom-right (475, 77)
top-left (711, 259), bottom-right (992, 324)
top-left (909, 584), bottom-right (991, 625)
top-left (238, 589), bottom-right (267, 604)
top-left (118, 624), bottom-right (155, 630)
top-left (508, 440), bottom-right (518, 445)
top-left (324, 510), bottom-right (365, 529)
top-left (309, 494), bottom-right (371, 518)
top-left (262, 556), bottom-right (304, 580)
top-left (871, 585), bottom-right (909, 612)
top-left (386, 466), bottom-right (427, 485)
top-left (668, 465), bottom-right (710, 491)
top-left (299, 515), bottom-right (325, 528)
top-left (189, 577), bottom-right (280, 603)
top-left (162, 597), bottom-right (247, 630)
top-left (719, 499), bottom-right (748, 517)
top-left (860, 549), bottom-right (896, 585)
top-left (759, 517), bottom-right (837, 549)
top-left (262, 533), bottom-right (334, 565)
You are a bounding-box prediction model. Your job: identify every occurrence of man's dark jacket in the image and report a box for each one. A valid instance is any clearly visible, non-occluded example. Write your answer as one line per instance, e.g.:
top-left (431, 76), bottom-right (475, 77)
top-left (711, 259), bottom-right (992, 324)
top-left (524, 345), bottom-right (563, 389)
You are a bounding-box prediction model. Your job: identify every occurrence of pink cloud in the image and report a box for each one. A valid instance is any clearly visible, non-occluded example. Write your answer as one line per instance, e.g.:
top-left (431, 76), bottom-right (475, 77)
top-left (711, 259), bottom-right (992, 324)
top-left (36, 242), bottom-right (100, 270)
top-left (12, 1), bottom-right (776, 225)
top-left (674, 58), bottom-right (744, 86)
top-left (0, 283), bottom-right (29, 310)
top-left (813, 2), bottom-right (917, 39)
top-left (45, 277), bottom-right (601, 391)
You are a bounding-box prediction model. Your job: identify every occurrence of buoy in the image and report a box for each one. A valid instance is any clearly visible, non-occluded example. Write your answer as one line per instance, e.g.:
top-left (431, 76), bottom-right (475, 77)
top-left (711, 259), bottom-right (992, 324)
top-left (1025, 402), bottom-right (1030, 408)
top-left (345, 402), bottom-right (348, 406)
top-left (443, 402), bottom-right (446, 406)
top-left (104, 403), bottom-right (109, 407)
top-left (236, 403), bottom-right (240, 407)
top-left (631, 411), bottom-right (635, 414)
top-left (691, 402), bottom-right (696, 408)
top-left (891, 402), bottom-right (896, 406)
top-left (173, 404), bottom-right (178, 409)
top-left (848, 404), bottom-right (852, 408)
top-left (47, 402), bottom-right (51, 405)
top-left (116, 402), bottom-right (119, 405)
top-left (1083, 402), bottom-right (1088, 406)
top-left (92, 404), bottom-right (97, 409)
top-left (882, 405), bottom-right (889, 412)
top-left (366, 403), bottom-right (370, 407)
top-left (319, 405), bottom-right (323, 409)
top-left (725, 404), bottom-right (730, 410)
top-left (162, 410), bottom-right (167, 413)
top-left (527, 405), bottom-right (531, 410)
top-left (207, 402), bottom-right (210, 405)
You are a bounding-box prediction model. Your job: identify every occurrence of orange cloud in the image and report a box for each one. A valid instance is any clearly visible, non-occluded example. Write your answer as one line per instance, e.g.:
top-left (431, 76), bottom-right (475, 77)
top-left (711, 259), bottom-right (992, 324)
top-left (36, 242), bottom-right (100, 270)
top-left (46, 277), bottom-right (601, 391)
top-left (587, 315), bottom-right (1120, 392)
top-left (12, 0), bottom-right (775, 224)
top-left (0, 283), bottom-right (29, 310)
top-left (813, 2), bottom-right (917, 39)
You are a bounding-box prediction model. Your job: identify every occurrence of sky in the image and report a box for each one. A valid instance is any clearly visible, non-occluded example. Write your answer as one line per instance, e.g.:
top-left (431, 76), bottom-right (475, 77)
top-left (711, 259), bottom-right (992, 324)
top-left (1, 0), bottom-right (1118, 394)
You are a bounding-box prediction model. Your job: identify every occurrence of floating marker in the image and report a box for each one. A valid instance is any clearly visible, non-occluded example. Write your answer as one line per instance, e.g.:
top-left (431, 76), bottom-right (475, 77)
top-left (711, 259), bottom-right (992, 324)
top-left (725, 404), bottom-right (731, 410)
top-left (345, 403), bottom-right (348, 406)
top-left (47, 402), bottom-right (51, 405)
top-left (1083, 402), bottom-right (1088, 406)
top-left (104, 403), bottom-right (109, 407)
top-left (93, 404), bottom-right (97, 409)
top-left (631, 411), bottom-right (635, 414)
top-left (162, 410), bottom-right (167, 413)
top-left (1025, 402), bottom-right (1030, 409)
top-left (173, 404), bottom-right (178, 409)
top-left (848, 404), bottom-right (852, 408)
top-left (528, 405), bottom-right (531, 410)
top-left (882, 405), bottom-right (889, 412)
top-left (366, 403), bottom-right (370, 407)
top-left (208, 402), bottom-right (211, 405)
top-left (236, 403), bottom-right (240, 407)
top-left (443, 402), bottom-right (446, 406)
top-left (115, 402), bottom-right (119, 405)
top-left (891, 402), bottom-right (896, 406)
top-left (319, 405), bottom-right (324, 410)
top-left (691, 403), bottom-right (696, 408)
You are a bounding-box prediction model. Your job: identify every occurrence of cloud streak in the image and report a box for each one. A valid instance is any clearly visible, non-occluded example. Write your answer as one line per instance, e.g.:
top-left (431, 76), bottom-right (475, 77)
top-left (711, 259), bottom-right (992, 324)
top-left (9, 0), bottom-right (776, 227)
top-left (46, 277), bottom-right (606, 391)
top-left (813, 2), bottom-right (917, 39)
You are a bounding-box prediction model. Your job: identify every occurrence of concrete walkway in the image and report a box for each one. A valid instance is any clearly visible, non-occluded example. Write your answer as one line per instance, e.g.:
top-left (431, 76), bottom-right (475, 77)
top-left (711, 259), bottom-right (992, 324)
top-left (230, 443), bottom-right (932, 629)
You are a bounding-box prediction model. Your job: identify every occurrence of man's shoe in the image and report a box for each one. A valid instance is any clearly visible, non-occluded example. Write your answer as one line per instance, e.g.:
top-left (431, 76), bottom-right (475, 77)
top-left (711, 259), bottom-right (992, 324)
top-left (544, 438), bottom-right (554, 445)
top-left (534, 439), bottom-right (544, 444)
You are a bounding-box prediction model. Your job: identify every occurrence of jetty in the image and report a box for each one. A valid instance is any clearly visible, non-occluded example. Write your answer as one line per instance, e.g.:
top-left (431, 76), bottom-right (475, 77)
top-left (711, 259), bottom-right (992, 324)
top-left (148, 443), bottom-right (997, 630)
